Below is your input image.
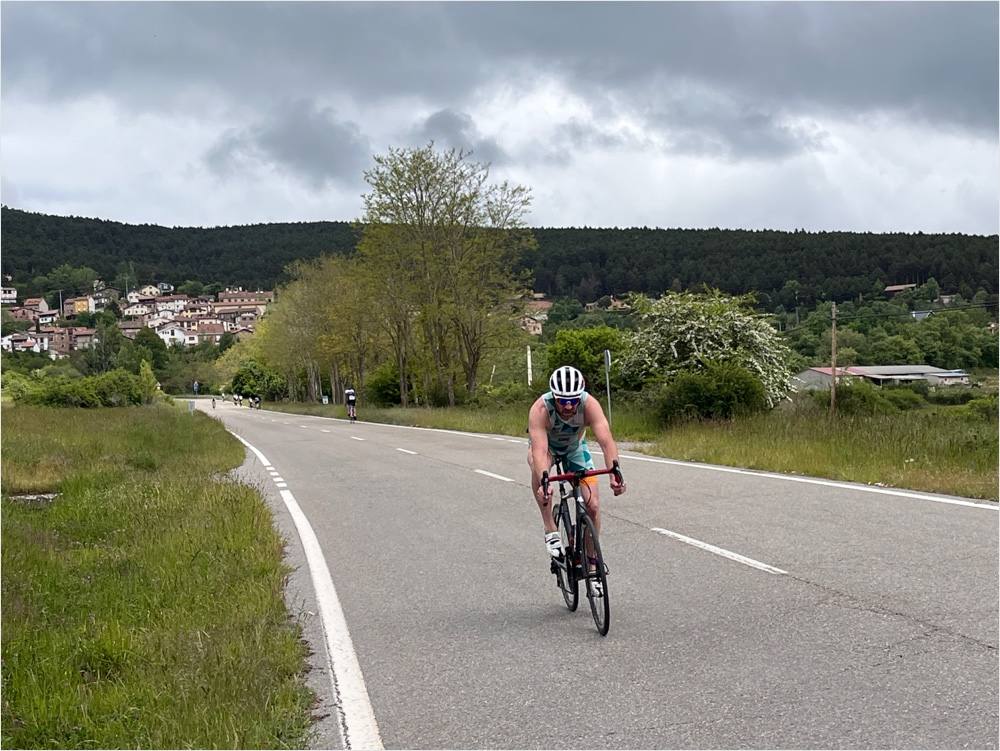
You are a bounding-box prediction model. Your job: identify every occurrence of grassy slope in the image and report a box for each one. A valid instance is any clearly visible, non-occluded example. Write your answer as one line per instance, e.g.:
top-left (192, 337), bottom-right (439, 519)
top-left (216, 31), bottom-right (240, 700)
top-left (1, 405), bottom-right (314, 749)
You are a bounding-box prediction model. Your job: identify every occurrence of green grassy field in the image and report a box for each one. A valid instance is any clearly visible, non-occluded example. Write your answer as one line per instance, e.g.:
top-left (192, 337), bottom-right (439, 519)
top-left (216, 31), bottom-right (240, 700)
top-left (1, 405), bottom-right (314, 749)
top-left (261, 395), bottom-right (998, 500)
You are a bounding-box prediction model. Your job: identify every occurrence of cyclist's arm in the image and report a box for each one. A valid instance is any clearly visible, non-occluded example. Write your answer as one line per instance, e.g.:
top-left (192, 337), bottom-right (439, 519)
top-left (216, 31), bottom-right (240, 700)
top-left (527, 399), bottom-right (552, 485)
top-left (584, 397), bottom-right (619, 469)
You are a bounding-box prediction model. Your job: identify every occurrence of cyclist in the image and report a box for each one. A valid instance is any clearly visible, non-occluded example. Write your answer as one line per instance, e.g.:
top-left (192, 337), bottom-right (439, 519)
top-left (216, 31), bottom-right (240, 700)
top-left (344, 386), bottom-right (358, 421)
top-left (528, 365), bottom-right (627, 581)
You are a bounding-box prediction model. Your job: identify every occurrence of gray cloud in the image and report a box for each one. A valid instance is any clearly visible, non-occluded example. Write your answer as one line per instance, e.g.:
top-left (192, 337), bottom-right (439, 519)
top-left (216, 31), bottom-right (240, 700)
top-left (204, 100), bottom-right (370, 187)
top-left (3, 2), bottom-right (995, 138)
top-left (412, 109), bottom-right (507, 165)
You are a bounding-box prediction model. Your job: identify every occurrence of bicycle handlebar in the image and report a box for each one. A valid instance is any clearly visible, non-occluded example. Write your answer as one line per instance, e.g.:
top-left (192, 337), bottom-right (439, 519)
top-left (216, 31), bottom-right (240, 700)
top-left (541, 460), bottom-right (623, 497)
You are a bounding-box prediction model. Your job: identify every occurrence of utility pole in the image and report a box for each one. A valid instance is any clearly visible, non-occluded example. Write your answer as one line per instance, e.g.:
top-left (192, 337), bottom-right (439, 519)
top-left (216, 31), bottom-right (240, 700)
top-left (829, 302), bottom-right (838, 416)
top-left (526, 345), bottom-right (533, 386)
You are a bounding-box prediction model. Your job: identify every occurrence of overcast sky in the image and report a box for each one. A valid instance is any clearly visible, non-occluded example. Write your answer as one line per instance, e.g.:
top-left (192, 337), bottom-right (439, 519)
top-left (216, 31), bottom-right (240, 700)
top-left (2, 1), bottom-right (997, 233)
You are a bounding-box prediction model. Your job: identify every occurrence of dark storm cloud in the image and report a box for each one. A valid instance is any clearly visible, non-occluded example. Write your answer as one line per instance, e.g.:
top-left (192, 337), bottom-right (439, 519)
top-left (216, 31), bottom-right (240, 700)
top-left (412, 109), bottom-right (508, 165)
top-left (204, 100), bottom-right (370, 187)
top-left (4, 2), bottom-right (996, 140)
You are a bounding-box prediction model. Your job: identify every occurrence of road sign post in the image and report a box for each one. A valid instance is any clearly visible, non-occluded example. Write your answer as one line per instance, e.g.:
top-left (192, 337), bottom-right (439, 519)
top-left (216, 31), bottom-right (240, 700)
top-left (604, 349), bottom-right (612, 426)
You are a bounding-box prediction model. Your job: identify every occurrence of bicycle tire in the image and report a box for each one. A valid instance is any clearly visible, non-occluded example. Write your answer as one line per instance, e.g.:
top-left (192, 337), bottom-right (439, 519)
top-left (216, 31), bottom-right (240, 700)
top-left (554, 501), bottom-right (578, 611)
top-left (580, 515), bottom-right (610, 635)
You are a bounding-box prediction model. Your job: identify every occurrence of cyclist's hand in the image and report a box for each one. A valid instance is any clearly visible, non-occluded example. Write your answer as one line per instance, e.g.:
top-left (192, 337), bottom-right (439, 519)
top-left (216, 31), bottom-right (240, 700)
top-left (610, 463), bottom-right (626, 496)
top-left (535, 484), bottom-right (552, 505)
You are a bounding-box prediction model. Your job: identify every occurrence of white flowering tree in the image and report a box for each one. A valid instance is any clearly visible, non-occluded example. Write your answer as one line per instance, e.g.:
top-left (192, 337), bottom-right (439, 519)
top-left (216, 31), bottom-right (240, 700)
top-left (620, 291), bottom-right (794, 407)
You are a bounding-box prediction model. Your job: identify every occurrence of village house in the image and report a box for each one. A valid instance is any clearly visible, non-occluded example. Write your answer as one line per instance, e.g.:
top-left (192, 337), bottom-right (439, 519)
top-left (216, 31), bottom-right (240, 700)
top-left (1, 331), bottom-right (52, 355)
top-left (884, 283), bottom-right (917, 296)
top-left (156, 323), bottom-right (198, 347)
top-left (118, 320), bottom-right (146, 340)
top-left (519, 315), bottom-right (543, 336)
top-left (122, 301), bottom-right (153, 318)
top-left (217, 289), bottom-right (275, 304)
top-left (157, 282), bottom-right (175, 294)
top-left (1, 286), bottom-right (17, 305)
top-left (138, 284), bottom-right (161, 297)
top-left (48, 327), bottom-right (97, 355)
top-left (154, 294), bottom-right (190, 314)
top-left (92, 287), bottom-right (121, 308)
top-left (62, 295), bottom-right (96, 318)
top-left (8, 306), bottom-right (40, 323)
top-left (22, 297), bottom-right (50, 312)
top-left (793, 365), bottom-right (971, 390)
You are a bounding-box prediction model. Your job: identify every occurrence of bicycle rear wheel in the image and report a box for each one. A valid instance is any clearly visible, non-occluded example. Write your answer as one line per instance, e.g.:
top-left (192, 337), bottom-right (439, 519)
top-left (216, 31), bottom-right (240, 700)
top-left (580, 515), bottom-right (610, 635)
top-left (553, 501), bottom-right (578, 611)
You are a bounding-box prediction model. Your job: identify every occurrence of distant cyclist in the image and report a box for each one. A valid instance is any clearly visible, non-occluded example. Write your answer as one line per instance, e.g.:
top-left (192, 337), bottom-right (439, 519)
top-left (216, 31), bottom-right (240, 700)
top-left (344, 386), bottom-right (357, 422)
top-left (528, 365), bottom-right (626, 563)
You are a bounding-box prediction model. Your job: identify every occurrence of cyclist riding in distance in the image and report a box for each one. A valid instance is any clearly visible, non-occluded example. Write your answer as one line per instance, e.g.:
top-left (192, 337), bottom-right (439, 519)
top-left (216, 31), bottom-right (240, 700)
top-left (528, 365), bottom-right (627, 560)
top-left (344, 386), bottom-right (358, 420)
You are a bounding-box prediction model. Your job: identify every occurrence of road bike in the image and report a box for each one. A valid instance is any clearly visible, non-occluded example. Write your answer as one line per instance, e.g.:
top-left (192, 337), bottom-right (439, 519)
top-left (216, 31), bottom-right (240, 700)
top-left (542, 459), bottom-right (622, 636)
top-left (347, 403), bottom-right (357, 423)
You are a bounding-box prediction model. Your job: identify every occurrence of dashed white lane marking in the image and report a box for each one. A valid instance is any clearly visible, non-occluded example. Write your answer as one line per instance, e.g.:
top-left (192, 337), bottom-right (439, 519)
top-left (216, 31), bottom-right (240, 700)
top-left (269, 470), bottom-right (280, 476)
top-left (276, 482), bottom-right (288, 488)
top-left (651, 527), bottom-right (788, 575)
top-left (474, 469), bottom-right (514, 482)
top-left (507, 439), bottom-right (523, 443)
top-left (300, 425), bottom-right (310, 429)
top-left (273, 476), bottom-right (285, 483)
top-left (351, 436), bottom-right (365, 441)
top-left (321, 429), bottom-right (331, 433)
top-left (396, 448), bottom-right (418, 455)
top-left (255, 406), bottom-right (995, 510)
top-left (231, 433), bottom-right (383, 750)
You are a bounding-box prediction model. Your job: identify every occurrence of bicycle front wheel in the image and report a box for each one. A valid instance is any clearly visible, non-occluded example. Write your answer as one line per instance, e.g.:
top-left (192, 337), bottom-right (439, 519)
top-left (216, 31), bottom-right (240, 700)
top-left (554, 502), bottom-right (578, 611)
top-left (580, 515), bottom-right (610, 635)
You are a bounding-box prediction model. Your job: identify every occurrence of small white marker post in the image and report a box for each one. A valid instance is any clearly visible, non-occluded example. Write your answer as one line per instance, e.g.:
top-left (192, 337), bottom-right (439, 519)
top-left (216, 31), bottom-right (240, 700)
top-left (603, 348), bottom-right (612, 427)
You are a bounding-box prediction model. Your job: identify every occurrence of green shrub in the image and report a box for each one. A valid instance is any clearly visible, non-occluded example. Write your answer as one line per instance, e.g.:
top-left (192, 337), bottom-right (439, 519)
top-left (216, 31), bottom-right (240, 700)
top-left (365, 362), bottom-right (401, 406)
top-left (659, 361), bottom-right (767, 424)
top-left (882, 388), bottom-right (927, 411)
top-left (10, 370), bottom-right (143, 408)
top-left (812, 381), bottom-right (898, 415)
top-left (468, 380), bottom-right (535, 409)
top-left (93, 369), bottom-right (143, 407)
top-left (957, 394), bottom-right (998, 421)
top-left (926, 387), bottom-right (977, 405)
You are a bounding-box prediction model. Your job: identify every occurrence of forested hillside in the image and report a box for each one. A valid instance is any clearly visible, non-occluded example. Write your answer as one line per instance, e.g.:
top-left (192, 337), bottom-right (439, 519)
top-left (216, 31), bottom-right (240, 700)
top-left (2, 206), bottom-right (996, 310)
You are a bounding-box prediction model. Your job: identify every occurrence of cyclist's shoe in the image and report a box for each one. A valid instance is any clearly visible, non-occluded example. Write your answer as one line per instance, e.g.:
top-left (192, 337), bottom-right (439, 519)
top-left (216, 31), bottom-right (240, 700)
top-left (588, 576), bottom-right (604, 598)
top-left (544, 532), bottom-right (563, 558)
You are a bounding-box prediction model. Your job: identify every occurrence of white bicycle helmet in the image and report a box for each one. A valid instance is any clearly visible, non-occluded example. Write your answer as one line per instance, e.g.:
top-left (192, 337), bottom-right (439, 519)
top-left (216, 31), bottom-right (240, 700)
top-left (549, 365), bottom-right (586, 398)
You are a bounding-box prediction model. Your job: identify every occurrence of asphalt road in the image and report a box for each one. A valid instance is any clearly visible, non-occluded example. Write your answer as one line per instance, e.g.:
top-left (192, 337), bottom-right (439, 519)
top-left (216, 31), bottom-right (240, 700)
top-left (200, 400), bottom-right (998, 750)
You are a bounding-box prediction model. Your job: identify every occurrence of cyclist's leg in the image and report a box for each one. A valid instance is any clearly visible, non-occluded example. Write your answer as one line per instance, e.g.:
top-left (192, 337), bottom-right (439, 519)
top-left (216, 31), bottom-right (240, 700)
top-left (565, 441), bottom-right (600, 530)
top-left (527, 443), bottom-right (558, 533)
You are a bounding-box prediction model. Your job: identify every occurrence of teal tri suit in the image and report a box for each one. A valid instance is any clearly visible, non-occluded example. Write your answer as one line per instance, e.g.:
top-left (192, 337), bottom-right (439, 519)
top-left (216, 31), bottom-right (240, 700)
top-left (536, 391), bottom-right (595, 472)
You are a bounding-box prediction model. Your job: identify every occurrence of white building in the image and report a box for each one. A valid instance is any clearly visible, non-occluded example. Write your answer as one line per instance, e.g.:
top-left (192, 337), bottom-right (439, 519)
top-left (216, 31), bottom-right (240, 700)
top-left (1, 287), bottom-right (17, 305)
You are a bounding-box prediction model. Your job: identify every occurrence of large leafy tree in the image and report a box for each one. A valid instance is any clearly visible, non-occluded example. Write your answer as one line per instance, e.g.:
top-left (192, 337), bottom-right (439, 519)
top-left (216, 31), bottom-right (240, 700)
top-left (358, 144), bottom-right (533, 405)
top-left (620, 291), bottom-right (794, 407)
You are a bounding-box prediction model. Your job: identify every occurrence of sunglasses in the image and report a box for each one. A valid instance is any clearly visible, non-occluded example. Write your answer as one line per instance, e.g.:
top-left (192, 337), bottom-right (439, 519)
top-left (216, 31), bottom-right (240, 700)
top-left (556, 397), bottom-right (581, 407)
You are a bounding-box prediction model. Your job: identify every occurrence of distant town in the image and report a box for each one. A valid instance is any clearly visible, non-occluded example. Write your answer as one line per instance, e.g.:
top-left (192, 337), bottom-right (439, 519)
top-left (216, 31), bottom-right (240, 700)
top-left (1, 280), bottom-right (273, 357)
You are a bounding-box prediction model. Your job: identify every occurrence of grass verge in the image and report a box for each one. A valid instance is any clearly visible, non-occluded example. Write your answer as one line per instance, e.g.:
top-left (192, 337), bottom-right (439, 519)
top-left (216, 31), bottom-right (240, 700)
top-left (259, 397), bottom-right (997, 500)
top-left (1, 405), bottom-right (314, 749)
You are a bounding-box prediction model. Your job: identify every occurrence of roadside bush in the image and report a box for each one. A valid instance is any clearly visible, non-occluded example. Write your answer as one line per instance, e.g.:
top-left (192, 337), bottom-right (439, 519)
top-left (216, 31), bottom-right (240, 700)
top-left (93, 369), bottom-right (143, 407)
top-left (926, 387), bottom-right (977, 405)
top-left (9, 370), bottom-right (144, 408)
top-left (659, 361), bottom-right (767, 424)
top-left (468, 380), bottom-right (535, 409)
top-left (957, 394), bottom-right (998, 421)
top-left (882, 388), bottom-right (927, 411)
top-left (811, 381), bottom-right (898, 415)
top-left (366, 362), bottom-right (401, 406)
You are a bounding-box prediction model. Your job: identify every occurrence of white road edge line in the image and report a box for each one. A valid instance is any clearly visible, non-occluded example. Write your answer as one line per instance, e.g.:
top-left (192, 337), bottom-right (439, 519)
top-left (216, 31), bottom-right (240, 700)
top-left (231, 433), bottom-right (383, 750)
top-left (474, 469), bottom-right (514, 482)
top-left (651, 527), bottom-right (788, 575)
top-left (351, 436), bottom-right (365, 441)
top-left (610, 451), bottom-right (998, 510)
